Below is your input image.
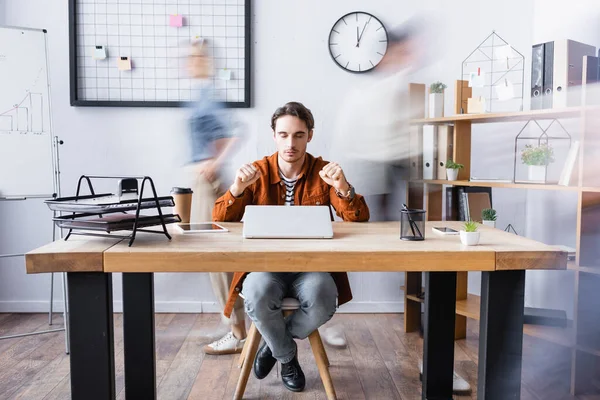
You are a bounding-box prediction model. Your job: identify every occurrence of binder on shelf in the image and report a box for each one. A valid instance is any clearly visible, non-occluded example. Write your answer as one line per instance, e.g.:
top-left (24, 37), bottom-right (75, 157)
top-left (409, 126), bottom-right (423, 180)
top-left (531, 40), bottom-right (595, 109)
top-left (436, 125), bottom-right (454, 179)
top-left (422, 125), bottom-right (437, 180)
top-left (552, 39), bottom-right (595, 108)
top-left (583, 55), bottom-right (599, 85)
top-left (531, 43), bottom-right (544, 110)
top-left (543, 41), bottom-right (554, 109)
top-left (445, 186), bottom-right (459, 221)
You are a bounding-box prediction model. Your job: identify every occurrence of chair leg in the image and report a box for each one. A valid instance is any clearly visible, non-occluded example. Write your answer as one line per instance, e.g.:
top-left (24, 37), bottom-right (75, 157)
top-left (234, 324), bottom-right (261, 400)
top-left (309, 331), bottom-right (337, 400)
top-left (315, 330), bottom-right (330, 367)
top-left (237, 324), bottom-right (255, 368)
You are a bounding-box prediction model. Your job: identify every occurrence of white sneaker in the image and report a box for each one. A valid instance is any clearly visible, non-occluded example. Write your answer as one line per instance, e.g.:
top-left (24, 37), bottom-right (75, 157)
top-left (452, 371), bottom-right (471, 392)
top-left (321, 327), bottom-right (347, 349)
top-left (418, 360), bottom-right (472, 393)
top-left (203, 331), bottom-right (246, 355)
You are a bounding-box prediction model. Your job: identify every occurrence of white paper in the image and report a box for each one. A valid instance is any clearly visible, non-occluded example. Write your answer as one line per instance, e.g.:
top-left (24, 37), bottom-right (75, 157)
top-left (496, 44), bottom-right (513, 60)
top-left (495, 80), bottom-right (515, 101)
top-left (93, 46), bottom-right (107, 60)
top-left (217, 68), bottom-right (232, 80)
top-left (468, 71), bottom-right (485, 88)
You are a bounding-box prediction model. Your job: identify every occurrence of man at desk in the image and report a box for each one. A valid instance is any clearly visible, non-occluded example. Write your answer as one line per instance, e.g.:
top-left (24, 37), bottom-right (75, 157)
top-left (212, 101), bottom-right (369, 392)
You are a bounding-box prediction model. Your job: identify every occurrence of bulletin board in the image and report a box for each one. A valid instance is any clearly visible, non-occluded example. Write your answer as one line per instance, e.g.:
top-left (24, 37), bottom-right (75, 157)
top-left (68, 0), bottom-right (251, 108)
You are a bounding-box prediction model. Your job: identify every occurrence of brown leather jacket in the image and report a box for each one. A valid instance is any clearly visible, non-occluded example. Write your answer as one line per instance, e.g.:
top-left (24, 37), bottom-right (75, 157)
top-left (213, 152), bottom-right (370, 318)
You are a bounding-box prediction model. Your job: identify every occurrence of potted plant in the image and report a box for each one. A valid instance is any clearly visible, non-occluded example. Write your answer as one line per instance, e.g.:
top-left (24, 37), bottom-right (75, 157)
top-left (521, 143), bottom-right (555, 182)
top-left (460, 220), bottom-right (480, 246)
top-left (429, 81), bottom-right (447, 118)
top-left (446, 159), bottom-right (463, 181)
top-left (481, 208), bottom-right (497, 228)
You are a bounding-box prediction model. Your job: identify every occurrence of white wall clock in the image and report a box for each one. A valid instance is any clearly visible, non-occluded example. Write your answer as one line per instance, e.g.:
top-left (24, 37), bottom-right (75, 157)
top-left (328, 12), bottom-right (388, 73)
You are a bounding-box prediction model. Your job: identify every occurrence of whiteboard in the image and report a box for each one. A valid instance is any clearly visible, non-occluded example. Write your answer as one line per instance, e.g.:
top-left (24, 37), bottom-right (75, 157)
top-left (0, 26), bottom-right (55, 198)
top-left (70, 0), bottom-right (251, 107)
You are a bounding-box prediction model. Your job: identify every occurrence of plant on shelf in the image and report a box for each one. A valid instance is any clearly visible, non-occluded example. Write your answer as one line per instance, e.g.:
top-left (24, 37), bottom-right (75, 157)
top-left (430, 82), bottom-right (447, 94)
top-left (481, 208), bottom-right (497, 228)
top-left (460, 220), bottom-right (480, 246)
top-left (429, 81), bottom-right (447, 118)
top-left (445, 159), bottom-right (464, 181)
top-left (521, 143), bottom-right (555, 182)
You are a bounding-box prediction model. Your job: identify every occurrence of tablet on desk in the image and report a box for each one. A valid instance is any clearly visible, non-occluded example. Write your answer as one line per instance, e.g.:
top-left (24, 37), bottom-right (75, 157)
top-left (432, 226), bottom-right (459, 235)
top-left (175, 222), bottom-right (228, 234)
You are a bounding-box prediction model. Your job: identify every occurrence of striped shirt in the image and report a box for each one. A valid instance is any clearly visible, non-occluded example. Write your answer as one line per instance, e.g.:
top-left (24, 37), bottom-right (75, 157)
top-left (279, 170), bottom-right (297, 206)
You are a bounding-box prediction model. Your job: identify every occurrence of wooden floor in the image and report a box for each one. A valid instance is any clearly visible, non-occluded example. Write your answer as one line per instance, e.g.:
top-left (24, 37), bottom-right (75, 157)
top-left (0, 313), bottom-right (599, 400)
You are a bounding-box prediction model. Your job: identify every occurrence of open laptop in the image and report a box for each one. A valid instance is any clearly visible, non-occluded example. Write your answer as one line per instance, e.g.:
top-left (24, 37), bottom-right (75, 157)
top-left (243, 205), bottom-right (334, 239)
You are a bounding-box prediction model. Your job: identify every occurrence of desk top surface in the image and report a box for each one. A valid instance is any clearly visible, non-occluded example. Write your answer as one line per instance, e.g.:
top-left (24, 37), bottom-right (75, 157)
top-left (26, 222), bottom-right (566, 273)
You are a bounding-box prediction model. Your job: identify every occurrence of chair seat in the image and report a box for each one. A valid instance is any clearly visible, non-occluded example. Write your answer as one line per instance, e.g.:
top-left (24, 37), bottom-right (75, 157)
top-left (238, 293), bottom-right (301, 311)
top-left (281, 298), bottom-right (301, 311)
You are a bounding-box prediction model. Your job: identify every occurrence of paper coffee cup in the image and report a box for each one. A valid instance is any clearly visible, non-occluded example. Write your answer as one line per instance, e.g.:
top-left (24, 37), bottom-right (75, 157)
top-left (171, 187), bottom-right (193, 223)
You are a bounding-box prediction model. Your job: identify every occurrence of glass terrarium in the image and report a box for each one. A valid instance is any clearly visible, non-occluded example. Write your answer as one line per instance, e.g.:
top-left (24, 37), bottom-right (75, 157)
top-left (513, 119), bottom-right (572, 184)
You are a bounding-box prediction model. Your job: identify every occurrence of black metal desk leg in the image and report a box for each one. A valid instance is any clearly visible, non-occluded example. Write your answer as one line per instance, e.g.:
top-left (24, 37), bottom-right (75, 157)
top-left (478, 270), bottom-right (526, 400)
top-left (123, 273), bottom-right (157, 400)
top-left (67, 272), bottom-right (115, 400)
top-left (422, 272), bottom-right (457, 400)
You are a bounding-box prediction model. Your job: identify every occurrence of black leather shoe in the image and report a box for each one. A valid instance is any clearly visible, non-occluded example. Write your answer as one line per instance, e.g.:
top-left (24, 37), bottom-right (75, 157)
top-left (281, 354), bottom-right (306, 392)
top-left (253, 341), bottom-right (277, 380)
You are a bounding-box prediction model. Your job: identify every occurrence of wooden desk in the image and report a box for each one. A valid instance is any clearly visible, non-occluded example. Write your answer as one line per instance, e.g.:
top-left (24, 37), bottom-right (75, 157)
top-left (26, 222), bottom-right (566, 400)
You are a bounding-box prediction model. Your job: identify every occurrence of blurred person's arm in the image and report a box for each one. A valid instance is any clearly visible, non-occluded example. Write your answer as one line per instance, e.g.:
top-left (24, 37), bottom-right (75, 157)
top-left (212, 163), bottom-right (260, 222)
top-left (198, 137), bottom-right (238, 182)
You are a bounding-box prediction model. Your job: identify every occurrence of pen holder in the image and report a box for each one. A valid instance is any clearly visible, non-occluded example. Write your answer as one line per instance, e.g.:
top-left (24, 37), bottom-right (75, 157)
top-left (400, 208), bottom-right (426, 241)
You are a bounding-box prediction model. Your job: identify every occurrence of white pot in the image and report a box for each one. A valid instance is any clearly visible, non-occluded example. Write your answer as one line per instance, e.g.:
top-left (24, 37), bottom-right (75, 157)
top-left (460, 231), bottom-right (480, 246)
top-left (528, 165), bottom-right (546, 182)
top-left (482, 220), bottom-right (496, 228)
top-left (429, 93), bottom-right (444, 118)
top-left (446, 168), bottom-right (459, 181)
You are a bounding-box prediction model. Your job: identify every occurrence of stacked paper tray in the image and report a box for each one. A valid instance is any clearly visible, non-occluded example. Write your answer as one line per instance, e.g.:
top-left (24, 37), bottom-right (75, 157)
top-left (45, 193), bottom-right (175, 213)
top-left (53, 213), bottom-right (181, 233)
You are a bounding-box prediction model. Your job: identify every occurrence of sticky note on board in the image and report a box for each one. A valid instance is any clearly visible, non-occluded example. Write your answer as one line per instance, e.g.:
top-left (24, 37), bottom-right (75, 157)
top-left (118, 57), bottom-right (131, 71)
top-left (495, 80), bottom-right (515, 101)
top-left (170, 15), bottom-right (183, 27)
top-left (217, 69), bottom-right (232, 81)
top-left (468, 68), bottom-right (485, 88)
top-left (496, 44), bottom-right (513, 60)
top-left (93, 46), bottom-right (107, 60)
top-left (467, 97), bottom-right (486, 114)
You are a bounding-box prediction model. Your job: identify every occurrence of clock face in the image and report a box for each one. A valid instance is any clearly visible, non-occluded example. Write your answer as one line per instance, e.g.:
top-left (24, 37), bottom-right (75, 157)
top-left (328, 12), bottom-right (388, 73)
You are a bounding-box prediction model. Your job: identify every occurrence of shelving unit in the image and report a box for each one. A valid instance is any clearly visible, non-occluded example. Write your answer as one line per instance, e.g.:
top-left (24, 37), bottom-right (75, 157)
top-left (410, 107), bottom-right (581, 125)
top-left (413, 179), bottom-right (579, 191)
top-left (404, 79), bottom-right (600, 395)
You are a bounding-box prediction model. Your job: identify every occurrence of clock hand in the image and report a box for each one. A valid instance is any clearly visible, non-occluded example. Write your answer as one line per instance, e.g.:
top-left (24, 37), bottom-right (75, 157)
top-left (356, 26), bottom-right (359, 47)
top-left (357, 19), bottom-right (370, 46)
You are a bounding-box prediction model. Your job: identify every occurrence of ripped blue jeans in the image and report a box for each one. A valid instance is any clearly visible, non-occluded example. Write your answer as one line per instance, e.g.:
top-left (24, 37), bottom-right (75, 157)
top-left (242, 272), bottom-right (338, 363)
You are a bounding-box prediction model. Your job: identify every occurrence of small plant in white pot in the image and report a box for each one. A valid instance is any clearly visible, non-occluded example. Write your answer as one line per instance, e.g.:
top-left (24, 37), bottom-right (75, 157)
top-left (429, 81), bottom-right (447, 118)
top-left (521, 143), bottom-right (555, 182)
top-left (460, 221), bottom-right (480, 246)
top-left (481, 208), bottom-right (497, 228)
top-left (446, 159), bottom-right (463, 181)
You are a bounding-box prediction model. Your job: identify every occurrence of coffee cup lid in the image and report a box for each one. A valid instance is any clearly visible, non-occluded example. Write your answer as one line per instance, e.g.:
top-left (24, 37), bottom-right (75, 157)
top-left (171, 187), bottom-right (193, 194)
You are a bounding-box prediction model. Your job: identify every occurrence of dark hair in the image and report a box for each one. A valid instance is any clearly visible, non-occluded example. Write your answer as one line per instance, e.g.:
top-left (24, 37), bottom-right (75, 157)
top-left (270, 102), bottom-right (315, 131)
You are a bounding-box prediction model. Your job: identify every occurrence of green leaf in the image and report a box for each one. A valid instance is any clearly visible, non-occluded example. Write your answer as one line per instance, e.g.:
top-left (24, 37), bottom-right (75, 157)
top-left (464, 220), bottom-right (479, 232)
